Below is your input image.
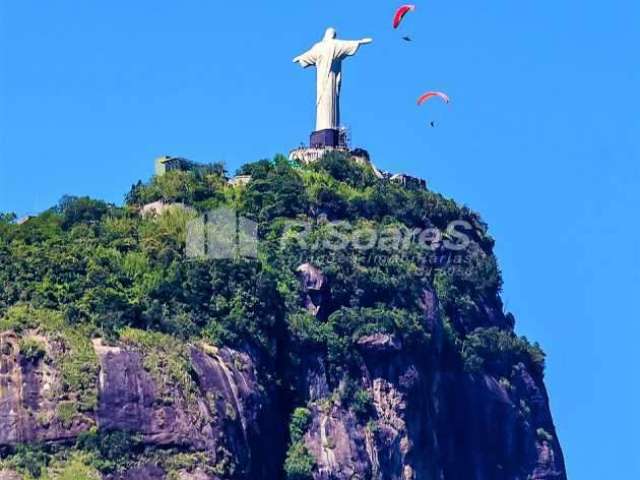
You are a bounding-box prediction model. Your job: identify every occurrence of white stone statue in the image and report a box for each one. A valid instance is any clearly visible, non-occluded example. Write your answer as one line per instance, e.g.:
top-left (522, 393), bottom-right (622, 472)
top-left (293, 28), bottom-right (373, 132)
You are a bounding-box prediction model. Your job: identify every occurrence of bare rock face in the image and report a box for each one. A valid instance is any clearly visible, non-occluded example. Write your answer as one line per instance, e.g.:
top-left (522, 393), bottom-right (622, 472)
top-left (296, 263), bottom-right (329, 318)
top-left (300, 359), bottom-right (566, 480)
top-left (105, 466), bottom-right (221, 480)
top-left (95, 342), bottom-right (265, 452)
top-left (305, 405), bottom-right (371, 480)
top-left (296, 289), bottom-right (566, 480)
top-left (0, 335), bottom-right (278, 480)
top-left (0, 284), bottom-right (565, 479)
top-left (176, 470), bottom-right (221, 480)
top-left (0, 470), bottom-right (21, 480)
top-left (357, 333), bottom-right (403, 354)
top-left (0, 332), bottom-right (94, 445)
top-left (97, 343), bottom-right (274, 478)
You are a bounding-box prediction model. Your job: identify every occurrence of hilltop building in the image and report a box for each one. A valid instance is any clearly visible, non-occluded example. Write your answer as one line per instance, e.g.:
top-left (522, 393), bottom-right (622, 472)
top-left (389, 173), bottom-right (427, 190)
top-left (228, 175), bottom-right (252, 187)
top-left (155, 156), bottom-right (197, 176)
top-left (153, 156), bottom-right (254, 189)
top-left (155, 156), bottom-right (225, 178)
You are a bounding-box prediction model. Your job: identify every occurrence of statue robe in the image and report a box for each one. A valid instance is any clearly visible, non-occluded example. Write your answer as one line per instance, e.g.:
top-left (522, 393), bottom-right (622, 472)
top-left (295, 38), bottom-right (364, 131)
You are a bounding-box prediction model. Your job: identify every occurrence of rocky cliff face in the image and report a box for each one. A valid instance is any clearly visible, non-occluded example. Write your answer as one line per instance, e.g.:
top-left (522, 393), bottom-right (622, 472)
top-left (0, 332), bottom-right (282, 479)
top-left (294, 288), bottom-right (565, 480)
top-left (0, 291), bottom-right (564, 480)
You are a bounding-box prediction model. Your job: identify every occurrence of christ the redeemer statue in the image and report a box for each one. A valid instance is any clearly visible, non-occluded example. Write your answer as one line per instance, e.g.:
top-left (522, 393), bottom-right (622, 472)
top-left (293, 28), bottom-right (372, 147)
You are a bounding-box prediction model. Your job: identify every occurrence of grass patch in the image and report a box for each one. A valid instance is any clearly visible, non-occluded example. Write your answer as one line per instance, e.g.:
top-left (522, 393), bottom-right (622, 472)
top-left (56, 401), bottom-right (78, 429)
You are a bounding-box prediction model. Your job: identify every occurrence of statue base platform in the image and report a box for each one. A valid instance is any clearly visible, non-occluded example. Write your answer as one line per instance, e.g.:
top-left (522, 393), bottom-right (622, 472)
top-left (289, 127), bottom-right (353, 164)
top-left (288, 145), bottom-right (375, 169)
top-left (289, 146), bottom-right (350, 165)
top-left (288, 145), bottom-right (426, 190)
top-left (310, 129), bottom-right (346, 149)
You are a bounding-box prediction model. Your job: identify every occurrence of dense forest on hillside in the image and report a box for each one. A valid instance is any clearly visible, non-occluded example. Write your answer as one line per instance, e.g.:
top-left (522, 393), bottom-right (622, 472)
top-left (0, 154), bottom-right (560, 480)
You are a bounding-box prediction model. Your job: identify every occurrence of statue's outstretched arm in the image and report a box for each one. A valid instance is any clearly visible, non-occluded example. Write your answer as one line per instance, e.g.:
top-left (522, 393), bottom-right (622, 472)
top-left (335, 38), bottom-right (373, 59)
top-left (292, 55), bottom-right (309, 66)
top-left (293, 47), bottom-right (319, 68)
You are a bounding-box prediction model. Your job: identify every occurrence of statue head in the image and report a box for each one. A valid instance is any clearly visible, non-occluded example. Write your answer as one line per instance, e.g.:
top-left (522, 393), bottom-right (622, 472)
top-left (323, 28), bottom-right (337, 41)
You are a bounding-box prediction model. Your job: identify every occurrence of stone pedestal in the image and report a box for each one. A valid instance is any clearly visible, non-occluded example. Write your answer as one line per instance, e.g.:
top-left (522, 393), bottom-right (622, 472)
top-left (310, 129), bottom-right (341, 148)
top-left (289, 146), bottom-right (349, 164)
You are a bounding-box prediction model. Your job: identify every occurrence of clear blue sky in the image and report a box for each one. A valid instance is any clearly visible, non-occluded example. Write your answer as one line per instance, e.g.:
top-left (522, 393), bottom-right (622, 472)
top-left (1, 1), bottom-right (638, 476)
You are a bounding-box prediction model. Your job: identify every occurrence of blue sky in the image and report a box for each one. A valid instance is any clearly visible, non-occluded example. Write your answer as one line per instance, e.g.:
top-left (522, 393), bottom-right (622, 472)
top-left (1, 1), bottom-right (638, 476)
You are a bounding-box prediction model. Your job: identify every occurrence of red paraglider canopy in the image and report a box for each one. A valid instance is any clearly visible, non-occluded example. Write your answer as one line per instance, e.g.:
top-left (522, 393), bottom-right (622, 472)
top-left (393, 5), bottom-right (416, 29)
top-left (417, 91), bottom-right (451, 106)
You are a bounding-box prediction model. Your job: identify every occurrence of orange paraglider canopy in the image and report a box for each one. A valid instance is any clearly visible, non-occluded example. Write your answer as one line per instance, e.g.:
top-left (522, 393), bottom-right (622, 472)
top-left (393, 5), bottom-right (416, 29)
top-left (417, 91), bottom-right (451, 106)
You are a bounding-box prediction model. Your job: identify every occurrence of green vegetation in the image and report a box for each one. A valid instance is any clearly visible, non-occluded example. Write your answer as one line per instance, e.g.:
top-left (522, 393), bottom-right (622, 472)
top-left (0, 152), bottom-right (539, 380)
top-left (462, 327), bottom-right (546, 377)
top-left (56, 195), bottom-right (114, 230)
top-left (75, 428), bottom-right (142, 473)
top-left (1, 444), bottom-right (50, 478)
top-left (284, 441), bottom-right (315, 480)
top-left (0, 154), bottom-right (503, 367)
top-left (240, 156), bottom-right (309, 222)
top-left (45, 453), bottom-right (101, 480)
top-left (0, 306), bottom-right (99, 411)
top-left (56, 402), bottom-right (78, 429)
top-left (18, 337), bottom-right (47, 363)
top-left (161, 451), bottom-right (214, 480)
top-left (125, 163), bottom-right (227, 209)
top-left (0, 152), bottom-right (547, 475)
top-left (58, 327), bottom-right (99, 411)
top-left (289, 407), bottom-right (312, 443)
top-left (350, 388), bottom-right (374, 419)
top-left (284, 406), bottom-right (315, 479)
top-left (0, 212), bottom-right (17, 224)
top-left (0, 430), bottom-right (142, 478)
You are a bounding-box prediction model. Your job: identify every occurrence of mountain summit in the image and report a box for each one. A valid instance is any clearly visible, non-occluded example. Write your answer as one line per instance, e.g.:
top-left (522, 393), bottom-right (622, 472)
top-left (0, 153), bottom-right (566, 479)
